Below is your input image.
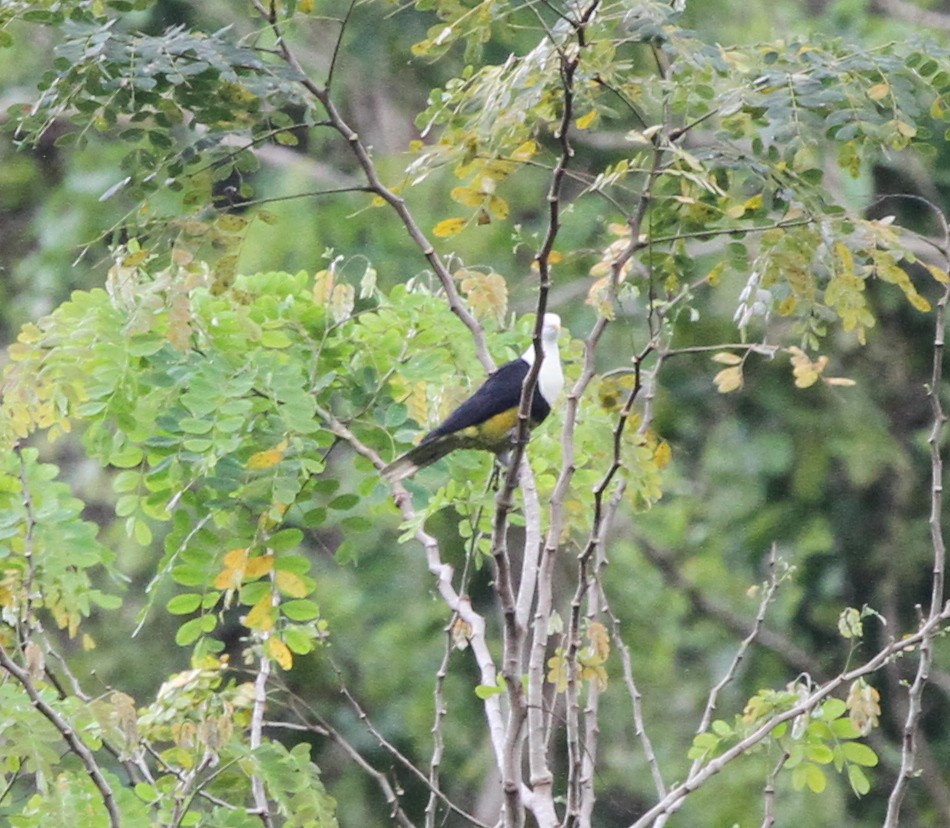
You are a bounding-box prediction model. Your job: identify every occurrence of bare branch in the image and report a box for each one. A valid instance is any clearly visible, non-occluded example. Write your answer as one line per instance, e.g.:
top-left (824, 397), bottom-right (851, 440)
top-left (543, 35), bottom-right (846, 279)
top-left (760, 750), bottom-right (789, 828)
top-left (272, 674), bottom-right (485, 828)
top-left (250, 648), bottom-right (275, 828)
top-left (313, 402), bottom-right (513, 795)
top-left (688, 545), bottom-right (785, 780)
top-left (638, 541), bottom-right (819, 677)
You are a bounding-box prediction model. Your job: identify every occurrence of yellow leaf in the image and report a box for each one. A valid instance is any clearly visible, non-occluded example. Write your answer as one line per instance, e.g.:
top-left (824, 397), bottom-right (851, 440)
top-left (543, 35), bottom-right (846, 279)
top-left (777, 295), bottom-right (798, 316)
top-left (481, 159), bottom-right (517, 179)
top-left (433, 217), bottom-right (467, 238)
top-left (548, 250), bottom-right (563, 265)
top-left (224, 548), bottom-right (248, 567)
top-left (711, 351), bottom-right (743, 365)
top-left (247, 447), bottom-right (285, 470)
top-left (834, 242), bottom-right (855, 274)
top-left (245, 595), bottom-right (276, 632)
top-left (214, 548), bottom-right (249, 589)
top-left (450, 186), bottom-right (484, 207)
top-left (330, 282), bottom-right (355, 323)
top-left (122, 249), bottom-right (150, 267)
top-left (510, 139), bottom-right (538, 161)
top-left (275, 570), bottom-right (309, 598)
top-left (265, 637), bottom-right (294, 669)
top-left (587, 622), bottom-right (610, 661)
top-left (713, 365), bottom-right (743, 393)
top-left (894, 120), bottom-right (916, 138)
top-left (744, 193), bottom-right (764, 212)
top-left (585, 276), bottom-right (615, 320)
top-left (244, 554), bottom-right (275, 579)
top-left (547, 650), bottom-right (569, 692)
top-left (706, 261), bottom-right (725, 287)
top-left (298, 0), bottom-right (314, 11)
top-left (868, 82), bottom-right (890, 101)
top-left (788, 346), bottom-right (827, 389)
top-left (925, 263), bottom-right (950, 284)
top-left (459, 270), bottom-right (508, 322)
top-left (654, 440), bottom-right (672, 468)
top-left (575, 110), bottom-right (598, 130)
top-left (486, 194), bottom-right (509, 220)
top-left (312, 268), bottom-right (334, 304)
top-left (215, 215), bottom-right (248, 234)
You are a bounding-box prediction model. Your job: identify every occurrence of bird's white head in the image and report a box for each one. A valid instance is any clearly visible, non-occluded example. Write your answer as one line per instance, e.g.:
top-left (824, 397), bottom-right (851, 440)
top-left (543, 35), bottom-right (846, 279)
top-left (541, 313), bottom-right (561, 345)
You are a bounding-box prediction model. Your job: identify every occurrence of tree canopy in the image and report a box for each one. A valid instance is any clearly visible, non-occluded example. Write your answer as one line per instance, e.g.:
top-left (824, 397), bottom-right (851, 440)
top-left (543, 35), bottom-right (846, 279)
top-left (2, 1), bottom-right (950, 826)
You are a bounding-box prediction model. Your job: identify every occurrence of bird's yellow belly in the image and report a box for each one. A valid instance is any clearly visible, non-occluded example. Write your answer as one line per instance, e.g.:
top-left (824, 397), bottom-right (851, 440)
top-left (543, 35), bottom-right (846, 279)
top-left (460, 408), bottom-right (520, 448)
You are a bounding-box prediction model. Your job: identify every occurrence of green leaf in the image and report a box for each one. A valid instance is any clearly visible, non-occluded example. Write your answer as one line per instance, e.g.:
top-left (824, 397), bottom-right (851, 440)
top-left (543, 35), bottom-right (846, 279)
top-left (805, 742), bottom-right (834, 764)
top-left (282, 599), bottom-right (321, 621)
top-left (820, 698), bottom-right (847, 720)
top-left (268, 528), bottom-right (304, 552)
top-left (167, 593), bottom-right (203, 615)
top-left (848, 763), bottom-right (871, 796)
top-left (175, 615), bottom-right (213, 645)
top-left (841, 741), bottom-right (878, 767)
top-left (283, 626), bottom-right (316, 655)
top-left (115, 493), bottom-right (139, 517)
top-left (329, 493), bottom-right (359, 511)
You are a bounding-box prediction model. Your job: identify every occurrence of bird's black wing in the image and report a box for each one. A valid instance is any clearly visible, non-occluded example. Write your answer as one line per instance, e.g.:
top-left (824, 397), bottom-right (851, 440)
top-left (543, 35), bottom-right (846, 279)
top-left (422, 358), bottom-right (529, 444)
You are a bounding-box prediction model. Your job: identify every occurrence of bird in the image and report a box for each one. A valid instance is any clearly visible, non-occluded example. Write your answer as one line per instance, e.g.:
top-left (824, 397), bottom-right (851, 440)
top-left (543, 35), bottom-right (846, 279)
top-left (382, 313), bottom-right (564, 482)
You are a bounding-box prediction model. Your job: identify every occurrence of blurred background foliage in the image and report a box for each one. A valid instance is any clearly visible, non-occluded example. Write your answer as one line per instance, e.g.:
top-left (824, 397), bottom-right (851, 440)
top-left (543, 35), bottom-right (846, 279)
top-left (2, 0), bottom-right (950, 825)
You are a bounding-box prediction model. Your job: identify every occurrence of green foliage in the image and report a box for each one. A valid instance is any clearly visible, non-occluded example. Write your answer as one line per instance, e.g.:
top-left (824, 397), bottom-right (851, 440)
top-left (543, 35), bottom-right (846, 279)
top-left (689, 691), bottom-right (880, 798)
top-left (2, 0), bottom-right (950, 825)
top-left (0, 447), bottom-right (119, 637)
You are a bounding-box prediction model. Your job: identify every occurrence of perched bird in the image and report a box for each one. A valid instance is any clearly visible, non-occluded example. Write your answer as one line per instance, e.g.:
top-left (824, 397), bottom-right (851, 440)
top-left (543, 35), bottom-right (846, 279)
top-left (382, 314), bottom-right (564, 482)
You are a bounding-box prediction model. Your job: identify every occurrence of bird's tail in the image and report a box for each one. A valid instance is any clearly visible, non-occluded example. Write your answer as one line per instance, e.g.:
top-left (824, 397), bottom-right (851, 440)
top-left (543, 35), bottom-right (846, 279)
top-left (381, 437), bottom-right (458, 482)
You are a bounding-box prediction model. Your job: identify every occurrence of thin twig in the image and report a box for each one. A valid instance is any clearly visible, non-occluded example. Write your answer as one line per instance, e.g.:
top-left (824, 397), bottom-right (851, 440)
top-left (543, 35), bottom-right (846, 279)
top-left (271, 678), bottom-right (486, 827)
top-left (688, 545), bottom-right (784, 780)
top-left (313, 402), bottom-right (513, 793)
top-left (426, 626), bottom-right (453, 828)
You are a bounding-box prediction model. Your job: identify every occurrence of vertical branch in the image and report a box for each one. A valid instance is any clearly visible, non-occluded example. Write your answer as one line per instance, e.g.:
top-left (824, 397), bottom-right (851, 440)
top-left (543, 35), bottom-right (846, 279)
top-left (426, 630), bottom-right (453, 828)
top-left (250, 649), bottom-right (275, 827)
top-left (884, 207), bottom-right (950, 826)
top-left (487, 8), bottom-right (601, 826)
top-left (563, 346), bottom-right (656, 822)
top-left (760, 751), bottom-right (789, 828)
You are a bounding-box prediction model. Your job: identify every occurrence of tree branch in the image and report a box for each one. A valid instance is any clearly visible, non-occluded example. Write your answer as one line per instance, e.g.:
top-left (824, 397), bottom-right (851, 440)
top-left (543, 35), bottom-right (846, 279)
top-left (630, 605), bottom-right (950, 828)
top-left (884, 200), bottom-right (950, 827)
